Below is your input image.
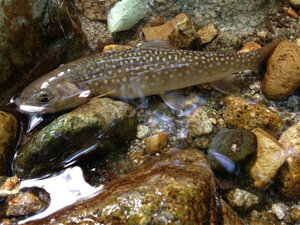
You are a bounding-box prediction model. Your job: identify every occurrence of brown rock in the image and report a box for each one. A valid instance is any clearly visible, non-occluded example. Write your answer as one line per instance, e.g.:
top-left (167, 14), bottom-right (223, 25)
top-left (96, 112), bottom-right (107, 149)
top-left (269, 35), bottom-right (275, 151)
top-left (225, 188), bottom-right (260, 211)
top-left (277, 123), bottom-right (300, 198)
top-left (197, 24), bottom-right (218, 44)
top-left (142, 14), bottom-right (198, 48)
top-left (0, 111), bottom-right (17, 175)
top-left (220, 199), bottom-right (244, 225)
top-left (223, 96), bottom-right (284, 135)
top-left (262, 41), bottom-right (300, 99)
top-left (145, 132), bottom-right (168, 154)
top-left (239, 42), bottom-right (262, 53)
top-left (248, 128), bottom-right (286, 190)
top-left (102, 44), bottom-right (132, 53)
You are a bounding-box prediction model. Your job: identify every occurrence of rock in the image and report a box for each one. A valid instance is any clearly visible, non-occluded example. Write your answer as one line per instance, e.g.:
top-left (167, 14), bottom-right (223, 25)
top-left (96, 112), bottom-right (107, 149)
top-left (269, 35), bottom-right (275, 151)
top-left (136, 125), bottom-right (151, 139)
top-left (297, 38), bottom-right (300, 47)
top-left (223, 96), bottom-right (283, 135)
top-left (225, 188), bottom-right (260, 211)
top-left (286, 9), bottom-right (299, 19)
top-left (290, 0), bottom-right (300, 7)
top-left (142, 14), bottom-right (198, 49)
top-left (187, 107), bottom-right (213, 137)
top-left (145, 132), bottom-right (168, 154)
top-left (74, 0), bottom-right (118, 21)
top-left (248, 128), bottom-right (286, 190)
top-left (239, 42), bottom-right (262, 53)
top-left (290, 205), bottom-right (300, 221)
top-left (0, 176), bottom-right (20, 198)
top-left (1, 188), bottom-right (50, 217)
top-left (271, 203), bottom-right (288, 220)
top-left (13, 97), bottom-right (137, 178)
top-left (197, 24), bottom-right (218, 44)
top-left (207, 128), bottom-right (257, 172)
top-left (0, 0), bottom-right (86, 106)
top-left (0, 111), bottom-right (17, 175)
top-left (249, 220), bottom-right (273, 225)
top-left (102, 44), bottom-right (132, 53)
top-left (262, 41), bottom-right (300, 99)
top-left (24, 149), bottom-right (218, 225)
top-left (276, 123), bottom-right (300, 198)
top-left (220, 199), bottom-right (244, 225)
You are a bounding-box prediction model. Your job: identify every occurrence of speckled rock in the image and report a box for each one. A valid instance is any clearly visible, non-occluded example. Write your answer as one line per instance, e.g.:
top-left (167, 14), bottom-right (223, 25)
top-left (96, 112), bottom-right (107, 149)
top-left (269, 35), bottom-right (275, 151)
top-left (13, 97), bottom-right (137, 178)
top-left (197, 24), bottom-right (217, 44)
top-left (277, 123), bottom-right (300, 198)
top-left (74, 0), bottom-right (118, 21)
top-left (271, 203), bottom-right (288, 221)
top-left (248, 128), bottom-right (286, 190)
top-left (0, 111), bottom-right (17, 175)
top-left (24, 149), bottom-right (218, 225)
top-left (1, 188), bottom-right (50, 217)
top-left (136, 125), bottom-right (151, 139)
top-left (223, 96), bottom-right (283, 135)
top-left (262, 41), bottom-right (300, 99)
top-left (220, 199), bottom-right (244, 225)
top-left (145, 132), bottom-right (168, 154)
top-left (0, 176), bottom-right (20, 198)
top-left (207, 128), bottom-right (257, 172)
top-left (187, 107), bottom-right (213, 137)
top-left (142, 14), bottom-right (198, 49)
top-left (225, 188), bottom-right (260, 211)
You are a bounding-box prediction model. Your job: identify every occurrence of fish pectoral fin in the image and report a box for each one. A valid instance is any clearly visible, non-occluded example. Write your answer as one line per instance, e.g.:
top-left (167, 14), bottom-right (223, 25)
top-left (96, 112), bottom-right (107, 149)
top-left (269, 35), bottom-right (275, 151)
top-left (139, 40), bottom-right (178, 50)
top-left (95, 89), bottom-right (116, 98)
top-left (210, 75), bottom-right (247, 94)
top-left (159, 91), bottom-right (186, 111)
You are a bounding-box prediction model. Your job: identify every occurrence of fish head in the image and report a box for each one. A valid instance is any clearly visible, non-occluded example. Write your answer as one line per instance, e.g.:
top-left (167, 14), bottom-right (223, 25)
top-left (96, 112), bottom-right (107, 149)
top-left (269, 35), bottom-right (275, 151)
top-left (15, 75), bottom-right (91, 114)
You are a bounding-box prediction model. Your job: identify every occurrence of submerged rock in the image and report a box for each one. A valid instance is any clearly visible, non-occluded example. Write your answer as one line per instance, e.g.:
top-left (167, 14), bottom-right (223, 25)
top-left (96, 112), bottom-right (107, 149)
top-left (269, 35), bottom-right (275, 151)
top-left (0, 111), bottom-right (17, 175)
top-left (225, 188), bottom-right (260, 211)
top-left (223, 96), bottom-right (283, 135)
top-left (0, 176), bottom-right (20, 198)
top-left (277, 123), bottom-right (300, 198)
top-left (248, 128), bottom-right (286, 190)
top-left (187, 107), bottom-right (213, 137)
top-left (207, 128), bottom-right (257, 172)
top-left (144, 132), bottom-right (168, 154)
top-left (24, 149), bottom-right (218, 225)
top-left (197, 24), bottom-right (218, 44)
top-left (262, 41), bottom-right (300, 99)
top-left (13, 97), bottom-right (137, 178)
top-left (220, 199), bottom-right (244, 225)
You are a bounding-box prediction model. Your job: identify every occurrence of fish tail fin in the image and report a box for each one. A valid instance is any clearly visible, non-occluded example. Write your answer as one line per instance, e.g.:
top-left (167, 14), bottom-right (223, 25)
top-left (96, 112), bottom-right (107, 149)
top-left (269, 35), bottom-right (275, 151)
top-left (247, 41), bottom-right (280, 72)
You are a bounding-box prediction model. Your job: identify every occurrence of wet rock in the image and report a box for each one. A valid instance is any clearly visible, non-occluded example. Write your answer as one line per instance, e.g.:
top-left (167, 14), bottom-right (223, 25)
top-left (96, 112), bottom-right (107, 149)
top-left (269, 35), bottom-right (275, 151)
top-left (249, 220), bottom-right (273, 225)
top-left (0, 111), bottom-right (17, 175)
top-left (0, 176), bottom-right (20, 198)
top-left (102, 44), bottom-right (132, 53)
top-left (262, 41), bottom-right (300, 99)
top-left (136, 125), bottom-right (151, 139)
top-left (207, 128), bottom-right (257, 172)
top-left (271, 203), bottom-right (288, 220)
top-left (24, 149), bottom-right (218, 225)
top-left (74, 0), bottom-right (118, 21)
top-left (0, 0), bottom-right (86, 106)
top-left (187, 107), bottom-right (213, 137)
top-left (225, 188), bottom-right (260, 211)
top-left (297, 38), bottom-right (300, 47)
top-left (142, 14), bottom-right (198, 48)
top-left (223, 96), bottom-right (284, 135)
top-left (220, 199), bottom-right (244, 225)
top-left (286, 8), bottom-right (299, 19)
top-left (239, 42), bottom-right (262, 53)
top-left (248, 128), bottom-right (286, 190)
top-left (14, 97), bottom-right (137, 178)
top-left (250, 210), bottom-right (278, 225)
top-left (197, 24), bottom-right (218, 44)
top-left (276, 123), bottom-right (300, 198)
top-left (290, 0), bottom-right (300, 7)
top-left (145, 132), bottom-right (168, 154)
top-left (290, 205), bottom-right (300, 221)
top-left (1, 188), bottom-right (50, 217)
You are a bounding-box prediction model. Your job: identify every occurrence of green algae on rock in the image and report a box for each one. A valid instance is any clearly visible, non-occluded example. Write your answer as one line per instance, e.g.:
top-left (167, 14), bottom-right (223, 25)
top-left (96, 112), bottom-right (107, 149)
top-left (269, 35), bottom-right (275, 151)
top-left (13, 97), bottom-right (137, 178)
top-left (223, 96), bottom-right (284, 135)
top-left (0, 111), bottom-right (17, 175)
top-left (24, 149), bottom-right (218, 225)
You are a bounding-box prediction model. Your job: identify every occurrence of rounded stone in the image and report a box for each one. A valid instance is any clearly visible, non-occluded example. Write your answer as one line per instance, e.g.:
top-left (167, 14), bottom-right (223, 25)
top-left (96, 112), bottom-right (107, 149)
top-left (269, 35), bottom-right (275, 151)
top-left (262, 41), bottom-right (300, 99)
top-left (225, 188), bottom-right (260, 211)
top-left (145, 132), bottom-right (168, 154)
top-left (187, 107), bottom-right (213, 137)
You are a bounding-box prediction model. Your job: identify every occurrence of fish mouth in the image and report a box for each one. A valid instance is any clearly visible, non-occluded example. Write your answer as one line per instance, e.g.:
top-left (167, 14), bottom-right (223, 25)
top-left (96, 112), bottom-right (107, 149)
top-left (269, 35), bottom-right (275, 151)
top-left (14, 97), bottom-right (47, 114)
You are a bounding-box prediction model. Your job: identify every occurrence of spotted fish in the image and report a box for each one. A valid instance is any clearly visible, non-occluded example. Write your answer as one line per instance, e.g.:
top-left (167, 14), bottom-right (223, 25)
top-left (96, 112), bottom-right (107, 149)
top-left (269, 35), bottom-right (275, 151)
top-left (15, 40), bottom-right (279, 114)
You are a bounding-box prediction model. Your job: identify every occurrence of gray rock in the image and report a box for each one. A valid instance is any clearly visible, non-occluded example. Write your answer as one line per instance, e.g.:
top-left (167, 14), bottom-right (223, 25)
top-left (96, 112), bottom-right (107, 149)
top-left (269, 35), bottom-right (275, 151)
top-left (13, 97), bottom-right (137, 178)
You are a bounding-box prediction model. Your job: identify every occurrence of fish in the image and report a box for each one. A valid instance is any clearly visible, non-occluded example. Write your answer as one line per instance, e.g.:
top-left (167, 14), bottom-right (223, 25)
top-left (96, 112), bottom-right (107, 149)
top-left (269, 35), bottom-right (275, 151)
top-left (15, 40), bottom-right (279, 114)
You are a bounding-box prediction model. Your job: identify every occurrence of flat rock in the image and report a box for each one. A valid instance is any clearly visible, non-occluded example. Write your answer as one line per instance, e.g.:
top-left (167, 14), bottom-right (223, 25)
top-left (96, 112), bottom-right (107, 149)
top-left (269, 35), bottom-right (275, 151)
top-left (277, 123), bottom-right (300, 198)
top-left (13, 97), bottom-right (137, 178)
top-left (24, 149), bottom-right (218, 225)
top-left (248, 128), bottom-right (286, 190)
top-left (262, 41), bottom-right (300, 99)
top-left (0, 111), bottom-right (17, 175)
top-left (223, 96), bottom-right (283, 135)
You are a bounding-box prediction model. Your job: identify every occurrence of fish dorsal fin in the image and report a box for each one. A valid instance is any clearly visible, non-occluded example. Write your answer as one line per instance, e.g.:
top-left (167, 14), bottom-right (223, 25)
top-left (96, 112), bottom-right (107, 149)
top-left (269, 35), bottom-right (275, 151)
top-left (138, 40), bottom-right (177, 50)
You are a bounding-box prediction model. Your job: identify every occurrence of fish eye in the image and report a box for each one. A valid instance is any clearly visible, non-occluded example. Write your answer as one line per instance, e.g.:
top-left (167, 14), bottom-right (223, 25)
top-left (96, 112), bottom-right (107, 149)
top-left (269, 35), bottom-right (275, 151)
top-left (34, 91), bottom-right (53, 104)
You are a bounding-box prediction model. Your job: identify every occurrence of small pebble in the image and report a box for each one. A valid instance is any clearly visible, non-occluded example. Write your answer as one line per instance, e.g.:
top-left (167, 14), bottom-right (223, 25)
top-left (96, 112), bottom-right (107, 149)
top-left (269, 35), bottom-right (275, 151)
top-left (102, 44), bottom-right (132, 53)
top-left (239, 42), bottom-right (261, 53)
top-left (290, 205), bottom-right (300, 221)
top-left (287, 9), bottom-right (299, 18)
top-left (197, 24), bottom-right (218, 44)
top-left (271, 203), bottom-right (288, 220)
top-left (187, 107), bottom-right (213, 137)
top-left (225, 188), bottom-right (260, 211)
top-left (145, 132), bottom-right (168, 154)
top-left (136, 125), bottom-right (151, 139)
top-left (0, 176), bottom-right (20, 197)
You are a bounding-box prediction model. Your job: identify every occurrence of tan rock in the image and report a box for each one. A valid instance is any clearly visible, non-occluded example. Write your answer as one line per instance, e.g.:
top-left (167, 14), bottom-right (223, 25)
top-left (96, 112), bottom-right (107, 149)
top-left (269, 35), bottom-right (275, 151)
top-left (277, 123), bottom-right (300, 198)
top-left (248, 128), bottom-right (286, 190)
top-left (0, 111), bottom-right (17, 175)
top-left (197, 24), bottom-right (218, 44)
top-left (239, 42), bottom-right (262, 53)
top-left (262, 41), bottom-right (300, 99)
top-left (220, 199), bottom-right (244, 225)
top-left (225, 188), bottom-right (260, 211)
top-left (187, 107), bottom-right (213, 137)
top-left (296, 38), bottom-right (300, 47)
top-left (142, 14), bottom-right (198, 48)
top-left (102, 44), bottom-right (132, 53)
top-left (223, 96), bottom-right (283, 135)
top-left (145, 132), bottom-right (168, 154)
top-left (290, 0), bottom-right (300, 7)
